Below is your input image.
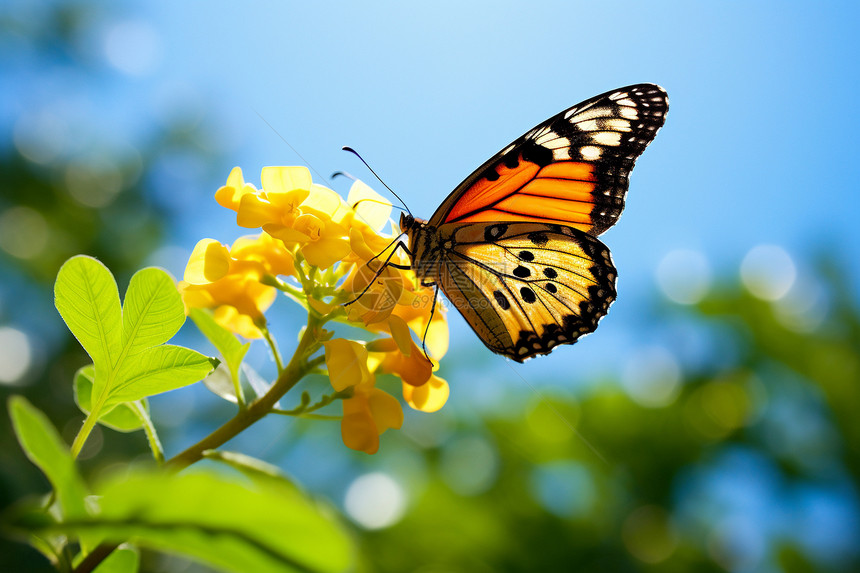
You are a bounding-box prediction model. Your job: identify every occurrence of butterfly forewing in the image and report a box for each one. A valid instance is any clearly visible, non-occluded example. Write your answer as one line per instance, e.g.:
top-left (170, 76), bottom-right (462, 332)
top-left (435, 222), bottom-right (617, 362)
top-left (428, 84), bottom-right (668, 237)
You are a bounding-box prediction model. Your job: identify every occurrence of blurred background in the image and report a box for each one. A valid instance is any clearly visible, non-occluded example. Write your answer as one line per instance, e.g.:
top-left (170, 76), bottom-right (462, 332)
top-left (1, 1), bottom-right (859, 572)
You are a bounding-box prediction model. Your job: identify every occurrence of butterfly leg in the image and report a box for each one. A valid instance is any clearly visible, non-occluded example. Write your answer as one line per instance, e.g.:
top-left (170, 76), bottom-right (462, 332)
top-left (420, 285), bottom-right (440, 366)
top-left (343, 240), bottom-right (412, 306)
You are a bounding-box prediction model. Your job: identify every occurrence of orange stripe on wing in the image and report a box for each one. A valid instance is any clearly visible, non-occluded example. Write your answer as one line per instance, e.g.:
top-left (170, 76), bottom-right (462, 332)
top-left (452, 208), bottom-right (592, 232)
top-left (518, 178), bottom-right (596, 202)
top-left (538, 161), bottom-right (596, 182)
top-left (444, 157), bottom-right (540, 223)
top-left (496, 193), bottom-right (592, 221)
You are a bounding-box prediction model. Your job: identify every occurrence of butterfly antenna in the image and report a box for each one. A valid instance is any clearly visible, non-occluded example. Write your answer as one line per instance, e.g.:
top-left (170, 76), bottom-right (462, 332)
top-left (330, 173), bottom-right (407, 213)
top-left (331, 170), bottom-right (356, 181)
top-left (342, 146), bottom-right (412, 217)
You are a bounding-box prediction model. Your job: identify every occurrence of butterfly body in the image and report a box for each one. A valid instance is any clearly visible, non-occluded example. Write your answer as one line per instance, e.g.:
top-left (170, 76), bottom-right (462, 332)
top-left (398, 84), bottom-right (668, 362)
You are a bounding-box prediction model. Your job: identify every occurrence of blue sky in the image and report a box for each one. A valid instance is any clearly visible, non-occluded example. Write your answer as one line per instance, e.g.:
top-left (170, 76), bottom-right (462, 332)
top-left (138, 1), bottom-right (860, 378)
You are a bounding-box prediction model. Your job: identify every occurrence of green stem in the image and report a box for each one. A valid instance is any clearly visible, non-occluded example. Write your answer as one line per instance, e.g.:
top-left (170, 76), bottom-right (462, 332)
top-left (289, 413), bottom-right (341, 421)
top-left (270, 383), bottom-right (351, 418)
top-left (165, 314), bottom-right (321, 472)
top-left (261, 326), bottom-right (285, 374)
top-left (70, 411), bottom-right (99, 459)
top-left (307, 354), bottom-right (326, 370)
top-left (133, 401), bottom-right (164, 464)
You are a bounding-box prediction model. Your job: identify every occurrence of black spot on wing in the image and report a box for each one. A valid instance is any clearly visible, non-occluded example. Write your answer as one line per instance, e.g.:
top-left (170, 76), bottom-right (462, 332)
top-left (519, 140), bottom-right (553, 167)
top-left (520, 287), bottom-right (537, 304)
top-left (527, 231), bottom-right (549, 245)
top-left (493, 290), bottom-right (510, 311)
top-left (484, 223), bottom-right (508, 242)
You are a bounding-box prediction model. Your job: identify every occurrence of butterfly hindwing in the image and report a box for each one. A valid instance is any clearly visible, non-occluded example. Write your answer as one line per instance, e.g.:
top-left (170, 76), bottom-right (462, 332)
top-left (428, 84), bottom-right (668, 237)
top-left (435, 222), bottom-right (617, 362)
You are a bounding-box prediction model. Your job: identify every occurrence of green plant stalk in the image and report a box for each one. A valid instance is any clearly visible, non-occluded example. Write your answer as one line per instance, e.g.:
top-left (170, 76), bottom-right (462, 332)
top-left (72, 314), bottom-right (324, 573)
top-left (134, 401), bottom-right (164, 464)
top-left (261, 326), bottom-right (285, 375)
top-left (70, 411), bottom-right (99, 459)
top-left (166, 314), bottom-right (322, 471)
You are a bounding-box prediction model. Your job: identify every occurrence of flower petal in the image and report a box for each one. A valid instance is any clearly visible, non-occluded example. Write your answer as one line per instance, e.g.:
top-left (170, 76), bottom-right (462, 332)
top-left (263, 224), bottom-right (310, 244)
top-left (347, 180), bottom-right (392, 232)
top-left (293, 213), bottom-right (324, 241)
top-left (184, 239), bottom-right (230, 284)
top-left (341, 410), bottom-right (379, 454)
top-left (214, 305), bottom-right (264, 339)
top-left (403, 375), bottom-right (449, 413)
top-left (323, 339), bottom-right (371, 391)
top-left (237, 192), bottom-right (277, 228)
top-left (368, 388), bottom-right (403, 433)
top-left (301, 237), bottom-right (351, 269)
top-left (348, 226), bottom-right (377, 262)
top-left (261, 166), bottom-right (312, 194)
top-left (414, 314), bottom-right (449, 359)
top-left (387, 315), bottom-right (413, 357)
top-left (266, 188), bottom-right (309, 217)
top-left (302, 184), bottom-right (346, 220)
top-left (214, 167), bottom-right (248, 211)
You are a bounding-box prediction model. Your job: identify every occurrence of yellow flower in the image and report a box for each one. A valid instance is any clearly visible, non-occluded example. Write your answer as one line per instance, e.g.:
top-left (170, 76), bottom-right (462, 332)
top-left (364, 316), bottom-right (451, 413)
top-left (218, 167), bottom-right (356, 270)
top-left (179, 234), bottom-right (295, 338)
top-left (341, 388), bottom-right (402, 455)
top-left (324, 339), bottom-right (372, 391)
top-left (324, 339), bottom-right (403, 454)
top-left (288, 185), bottom-right (352, 268)
top-left (194, 166), bottom-right (452, 453)
top-left (402, 375), bottom-right (449, 413)
top-left (222, 166), bottom-right (312, 229)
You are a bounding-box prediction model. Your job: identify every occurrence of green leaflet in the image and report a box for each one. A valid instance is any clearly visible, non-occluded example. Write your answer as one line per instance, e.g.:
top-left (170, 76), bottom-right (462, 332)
top-left (8, 396), bottom-right (94, 552)
top-left (190, 308), bottom-right (250, 404)
top-left (87, 545), bottom-right (139, 573)
top-left (54, 255), bottom-right (122, 395)
top-left (74, 365), bottom-right (149, 432)
top-left (54, 256), bottom-right (216, 425)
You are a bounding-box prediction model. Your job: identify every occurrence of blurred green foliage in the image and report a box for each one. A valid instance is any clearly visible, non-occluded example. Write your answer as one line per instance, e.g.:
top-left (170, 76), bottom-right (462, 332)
top-left (344, 260), bottom-right (859, 573)
top-left (0, 2), bottom-right (220, 570)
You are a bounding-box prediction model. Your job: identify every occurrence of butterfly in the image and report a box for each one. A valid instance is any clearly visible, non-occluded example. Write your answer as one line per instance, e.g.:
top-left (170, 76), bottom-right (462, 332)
top-left (384, 84), bottom-right (668, 362)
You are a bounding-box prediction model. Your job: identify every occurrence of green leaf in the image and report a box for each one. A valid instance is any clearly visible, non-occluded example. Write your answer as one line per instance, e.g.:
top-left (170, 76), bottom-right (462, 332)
top-left (190, 308), bottom-right (250, 376)
top-left (12, 470), bottom-right (353, 573)
top-left (108, 345), bottom-right (217, 407)
top-left (8, 396), bottom-right (89, 521)
top-left (122, 267), bottom-right (186, 357)
top-left (191, 308), bottom-right (250, 404)
top-left (73, 366), bottom-right (165, 462)
top-left (54, 258), bottom-right (217, 444)
top-left (202, 450), bottom-right (298, 485)
top-left (8, 396), bottom-right (97, 553)
top-left (204, 364), bottom-right (242, 404)
top-left (54, 256), bottom-right (122, 394)
top-left (74, 366), bottom-right (148, 432)
top-left (93, 545), bottom-right (139, 573)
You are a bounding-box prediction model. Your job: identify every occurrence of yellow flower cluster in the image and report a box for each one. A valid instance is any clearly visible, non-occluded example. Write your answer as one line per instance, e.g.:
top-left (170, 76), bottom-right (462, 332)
top-left (179, 166), bottom-right (449, 454)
